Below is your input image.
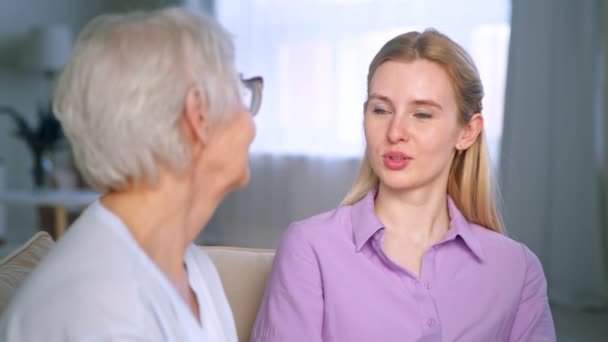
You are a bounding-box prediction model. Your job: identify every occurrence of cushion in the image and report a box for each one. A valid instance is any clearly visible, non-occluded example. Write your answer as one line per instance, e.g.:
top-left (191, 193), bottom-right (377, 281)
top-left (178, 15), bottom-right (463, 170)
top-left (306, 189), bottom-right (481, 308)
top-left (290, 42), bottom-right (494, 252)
top-left (0, 231), bottom-right (55, 314)
top-left (203, 246), bottom-right (275, 342)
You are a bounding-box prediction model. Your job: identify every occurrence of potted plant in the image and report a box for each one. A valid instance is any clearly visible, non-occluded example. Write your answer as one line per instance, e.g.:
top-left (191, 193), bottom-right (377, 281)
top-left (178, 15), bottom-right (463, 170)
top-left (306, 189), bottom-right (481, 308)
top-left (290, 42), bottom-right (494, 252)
top-left (0, 104), bottom-right (66, 188)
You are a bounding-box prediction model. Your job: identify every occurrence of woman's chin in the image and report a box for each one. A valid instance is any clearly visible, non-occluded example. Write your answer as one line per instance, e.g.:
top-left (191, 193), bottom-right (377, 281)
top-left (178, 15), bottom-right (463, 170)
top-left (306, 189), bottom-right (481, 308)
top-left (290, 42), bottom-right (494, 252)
top-left (233, 168), bottom-right (251, 190)
top-left (378, 176), bottom-right (419, 193)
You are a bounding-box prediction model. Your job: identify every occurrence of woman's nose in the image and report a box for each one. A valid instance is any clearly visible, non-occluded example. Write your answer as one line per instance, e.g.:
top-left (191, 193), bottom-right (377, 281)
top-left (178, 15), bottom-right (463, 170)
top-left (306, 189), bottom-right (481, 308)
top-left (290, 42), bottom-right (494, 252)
top-left (387, 115), bottom-right (410, 143)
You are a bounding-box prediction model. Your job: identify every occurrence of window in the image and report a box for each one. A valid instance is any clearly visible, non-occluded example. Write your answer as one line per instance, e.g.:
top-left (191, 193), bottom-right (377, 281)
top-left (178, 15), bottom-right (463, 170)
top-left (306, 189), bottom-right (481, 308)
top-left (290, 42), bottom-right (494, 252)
top-left (218, 0), bottom-right (510, 161)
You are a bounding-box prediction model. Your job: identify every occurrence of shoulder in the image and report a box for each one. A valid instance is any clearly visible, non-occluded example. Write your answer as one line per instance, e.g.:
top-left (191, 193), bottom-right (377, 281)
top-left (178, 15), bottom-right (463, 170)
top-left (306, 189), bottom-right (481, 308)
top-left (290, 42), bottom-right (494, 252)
top-left (42, 201), bottom-right (139, 272)
top-left (0, 206), bottom-right (153, 339)
top-left (269, 206), bottom-right (353, 274)
top-left (470, 224), bottom-right (522, 252)
top-left (281, 206), bottom-right (352, 248)
top-left (469, 224), bottom-right (546, 285)
top-left (17, 212), bottom-right (143, 297)
top-left (470, 224), bottom-right (538, 261)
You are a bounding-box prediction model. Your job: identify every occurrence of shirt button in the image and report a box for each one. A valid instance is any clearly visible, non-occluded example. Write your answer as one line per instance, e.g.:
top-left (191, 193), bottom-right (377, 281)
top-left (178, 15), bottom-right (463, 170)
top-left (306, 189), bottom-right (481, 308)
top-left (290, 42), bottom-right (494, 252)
top-left (427, 318), bottom-right (436, 328)
top-left (423, 281), bottom-right (431, 289)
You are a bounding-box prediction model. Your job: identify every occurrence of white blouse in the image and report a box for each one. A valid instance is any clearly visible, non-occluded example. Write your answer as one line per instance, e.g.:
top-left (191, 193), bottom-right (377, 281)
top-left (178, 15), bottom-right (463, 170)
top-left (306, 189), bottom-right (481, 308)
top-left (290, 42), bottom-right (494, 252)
top-left (0, 201), bottom-right (238, 341)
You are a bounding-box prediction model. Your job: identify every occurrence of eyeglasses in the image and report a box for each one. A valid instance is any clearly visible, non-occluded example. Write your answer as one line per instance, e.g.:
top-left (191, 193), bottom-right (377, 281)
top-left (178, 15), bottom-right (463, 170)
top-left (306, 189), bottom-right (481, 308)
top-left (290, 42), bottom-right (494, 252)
top-left (240, 75), bottom-right (264, 117)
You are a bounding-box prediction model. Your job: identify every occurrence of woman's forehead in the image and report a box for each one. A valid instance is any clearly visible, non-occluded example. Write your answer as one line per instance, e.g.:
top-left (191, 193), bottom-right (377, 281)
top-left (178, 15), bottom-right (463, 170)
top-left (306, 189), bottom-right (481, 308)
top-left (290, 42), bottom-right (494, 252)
top-left (369, 60), bottom-right (457, 108)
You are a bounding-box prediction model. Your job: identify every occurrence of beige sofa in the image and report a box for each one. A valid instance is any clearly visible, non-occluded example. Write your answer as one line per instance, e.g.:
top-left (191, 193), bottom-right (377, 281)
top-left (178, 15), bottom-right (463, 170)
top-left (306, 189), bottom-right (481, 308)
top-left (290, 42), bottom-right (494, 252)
top-left (0, 232), bottom-right (275, 342)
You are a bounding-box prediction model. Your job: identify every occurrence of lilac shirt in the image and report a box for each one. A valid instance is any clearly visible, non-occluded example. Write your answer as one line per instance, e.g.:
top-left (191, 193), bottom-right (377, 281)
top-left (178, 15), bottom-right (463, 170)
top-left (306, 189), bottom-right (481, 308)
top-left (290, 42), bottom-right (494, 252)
top-left (252, 190), bottom-right (556, 341)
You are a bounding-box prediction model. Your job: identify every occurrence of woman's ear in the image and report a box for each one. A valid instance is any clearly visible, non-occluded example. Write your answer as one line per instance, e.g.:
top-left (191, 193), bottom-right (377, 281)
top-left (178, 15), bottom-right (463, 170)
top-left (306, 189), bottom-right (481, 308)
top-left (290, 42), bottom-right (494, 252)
top-left (183, 85), bottom-right (210, 145)
top-left (456, 113), bottom-right (483, 150)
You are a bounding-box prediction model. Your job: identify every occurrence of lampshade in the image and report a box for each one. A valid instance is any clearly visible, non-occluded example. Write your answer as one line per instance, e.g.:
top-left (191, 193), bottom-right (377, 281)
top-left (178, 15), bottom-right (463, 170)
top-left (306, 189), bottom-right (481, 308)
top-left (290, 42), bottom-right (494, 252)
top-left (21, 24), bottom-right (73, 74)
top-left (176, 0), bottom-right (214, 13)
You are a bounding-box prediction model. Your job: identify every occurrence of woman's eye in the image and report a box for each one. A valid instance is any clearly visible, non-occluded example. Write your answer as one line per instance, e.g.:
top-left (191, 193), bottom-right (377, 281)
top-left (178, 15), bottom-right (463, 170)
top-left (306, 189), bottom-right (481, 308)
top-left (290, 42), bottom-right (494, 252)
top-left (372, 107), bottom-right (391, 115)
top-left (414, 112), bottom-right (432, 119)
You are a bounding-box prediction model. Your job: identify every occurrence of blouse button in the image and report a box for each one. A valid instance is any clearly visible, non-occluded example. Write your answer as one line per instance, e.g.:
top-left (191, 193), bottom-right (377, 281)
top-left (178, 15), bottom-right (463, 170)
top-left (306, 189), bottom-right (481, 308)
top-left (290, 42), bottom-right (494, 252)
top-left (427, 318), bottom-right (437, 328)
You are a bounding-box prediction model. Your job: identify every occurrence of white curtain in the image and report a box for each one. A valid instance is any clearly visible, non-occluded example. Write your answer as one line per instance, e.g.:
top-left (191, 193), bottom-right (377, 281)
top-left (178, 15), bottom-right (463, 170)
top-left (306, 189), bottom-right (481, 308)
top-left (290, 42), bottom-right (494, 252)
top-left (199, 1), bottom-right (512, 254)
top-left (201, 1), bottom-right (511, 250)
top-left (217, 0), bottom-right (510, 159)
top-left (500, 0), bottom-right (608, 309)
top-left (199, 155), bottom-right (360, 249)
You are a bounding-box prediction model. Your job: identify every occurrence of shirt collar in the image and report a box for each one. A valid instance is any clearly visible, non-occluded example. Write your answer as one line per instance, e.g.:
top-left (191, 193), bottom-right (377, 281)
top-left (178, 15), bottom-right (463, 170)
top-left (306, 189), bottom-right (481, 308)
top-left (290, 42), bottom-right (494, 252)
top-left (444, 196), bottom-right (485, 261)
top-left (351, 188), bottom-right (384, 252)
top-left (350, 189), bottom-right (485, 260)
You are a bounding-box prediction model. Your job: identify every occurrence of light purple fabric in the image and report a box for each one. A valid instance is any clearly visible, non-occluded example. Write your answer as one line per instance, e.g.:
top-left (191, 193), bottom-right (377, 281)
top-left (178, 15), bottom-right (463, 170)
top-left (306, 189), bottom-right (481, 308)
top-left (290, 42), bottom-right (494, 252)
top-left (252, 190), bottom-right (556, 341)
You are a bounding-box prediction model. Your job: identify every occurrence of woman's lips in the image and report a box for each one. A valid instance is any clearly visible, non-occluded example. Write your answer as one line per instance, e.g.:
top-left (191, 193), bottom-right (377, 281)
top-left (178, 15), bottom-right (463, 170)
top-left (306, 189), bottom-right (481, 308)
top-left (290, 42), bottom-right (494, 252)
top-left (383, 151), bottom-right (412, 170)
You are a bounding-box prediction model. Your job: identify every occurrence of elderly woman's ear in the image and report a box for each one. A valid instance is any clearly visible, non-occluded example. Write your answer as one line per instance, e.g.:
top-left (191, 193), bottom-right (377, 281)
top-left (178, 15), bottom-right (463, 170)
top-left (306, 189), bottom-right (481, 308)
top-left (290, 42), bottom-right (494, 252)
top-left (183, 85), bottom-right (210, 148)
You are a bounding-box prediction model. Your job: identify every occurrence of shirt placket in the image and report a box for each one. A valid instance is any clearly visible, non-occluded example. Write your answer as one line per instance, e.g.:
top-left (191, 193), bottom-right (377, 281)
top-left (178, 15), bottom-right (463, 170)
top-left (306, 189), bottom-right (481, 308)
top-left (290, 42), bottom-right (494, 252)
top-left (372, 234), bottom-right (442, 340)
top-left (417, 247), bottom-right (441, 339)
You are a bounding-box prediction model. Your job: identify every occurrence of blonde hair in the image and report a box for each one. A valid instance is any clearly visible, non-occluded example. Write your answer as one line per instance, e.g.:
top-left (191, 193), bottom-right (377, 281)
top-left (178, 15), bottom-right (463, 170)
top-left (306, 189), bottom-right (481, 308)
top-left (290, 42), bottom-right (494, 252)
top-left (341, 29), bottom-right (504, 234)
top-left (54, 8), bottom-right (239, 193)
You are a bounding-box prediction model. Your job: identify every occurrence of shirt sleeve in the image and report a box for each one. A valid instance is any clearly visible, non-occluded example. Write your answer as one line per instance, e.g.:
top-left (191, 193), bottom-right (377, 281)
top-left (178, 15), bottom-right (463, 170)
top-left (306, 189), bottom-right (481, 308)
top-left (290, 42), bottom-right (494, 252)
top-left (508, 244), bottom-right (557, 342)
top-left (251, 223), bottom-right (324, 342)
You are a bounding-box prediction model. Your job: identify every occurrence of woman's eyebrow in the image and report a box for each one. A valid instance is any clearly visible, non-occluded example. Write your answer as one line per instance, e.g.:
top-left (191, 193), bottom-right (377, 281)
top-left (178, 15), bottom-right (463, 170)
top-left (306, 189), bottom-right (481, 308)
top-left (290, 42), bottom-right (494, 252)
top-left (367, 93), bottom-right (393, 105)
top-left (368, 94), bottom-right (443, 111)
top-left (411, 99), bottom-right (443, 110)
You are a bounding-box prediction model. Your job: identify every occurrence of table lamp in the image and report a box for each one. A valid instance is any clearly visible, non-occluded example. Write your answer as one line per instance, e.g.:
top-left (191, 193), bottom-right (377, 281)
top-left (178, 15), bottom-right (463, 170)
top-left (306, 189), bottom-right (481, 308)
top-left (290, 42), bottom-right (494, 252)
top-left (20, 24), bottom-right (73, 78)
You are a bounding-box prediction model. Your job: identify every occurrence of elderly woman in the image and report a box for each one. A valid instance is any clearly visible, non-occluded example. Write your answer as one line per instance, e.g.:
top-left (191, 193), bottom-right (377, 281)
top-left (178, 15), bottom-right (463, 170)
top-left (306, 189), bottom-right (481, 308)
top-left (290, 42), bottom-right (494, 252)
top-left (0, 7), bottom-right (262, 341)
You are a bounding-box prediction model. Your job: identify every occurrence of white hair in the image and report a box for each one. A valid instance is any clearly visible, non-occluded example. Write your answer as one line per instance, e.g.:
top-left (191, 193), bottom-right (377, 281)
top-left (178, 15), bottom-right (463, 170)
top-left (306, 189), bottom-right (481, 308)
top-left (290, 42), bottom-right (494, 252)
top-left (53, 7), bottom-right (239, 193)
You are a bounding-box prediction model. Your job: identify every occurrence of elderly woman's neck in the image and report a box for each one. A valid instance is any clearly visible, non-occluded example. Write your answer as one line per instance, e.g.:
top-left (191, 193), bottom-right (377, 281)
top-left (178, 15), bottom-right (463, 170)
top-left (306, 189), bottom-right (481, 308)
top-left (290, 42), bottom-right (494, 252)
top-left (100, 168), bottom-right (225, 284)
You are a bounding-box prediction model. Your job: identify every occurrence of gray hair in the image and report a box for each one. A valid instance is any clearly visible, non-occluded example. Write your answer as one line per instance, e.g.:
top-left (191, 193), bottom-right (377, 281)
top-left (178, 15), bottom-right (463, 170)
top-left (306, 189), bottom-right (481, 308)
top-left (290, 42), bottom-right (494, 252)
top-left (54, 7), bottom-right (239, 192)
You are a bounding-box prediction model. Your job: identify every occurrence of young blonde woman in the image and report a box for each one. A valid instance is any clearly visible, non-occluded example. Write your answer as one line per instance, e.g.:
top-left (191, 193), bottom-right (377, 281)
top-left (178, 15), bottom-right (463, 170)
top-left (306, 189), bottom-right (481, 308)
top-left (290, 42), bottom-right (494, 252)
top-left (252, 30), bottom-right (556, 341)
